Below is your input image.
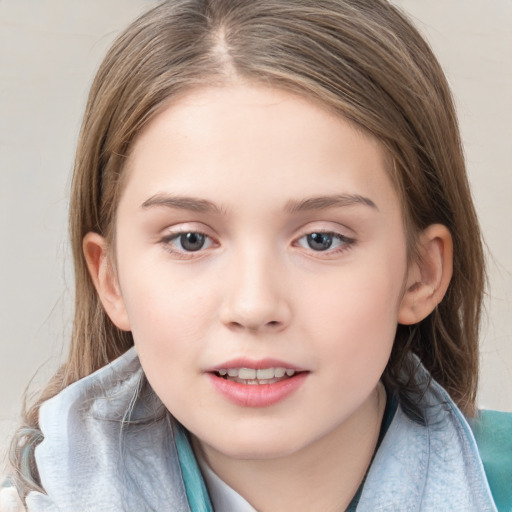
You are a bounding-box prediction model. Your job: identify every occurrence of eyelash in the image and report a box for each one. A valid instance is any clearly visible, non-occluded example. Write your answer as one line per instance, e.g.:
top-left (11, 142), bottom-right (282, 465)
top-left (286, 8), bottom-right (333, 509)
top-left (294, 231), bottom-right (356, 257)
top-left (159, 231), bottom-right (216, 259)
top-left (159, 229), bottom-right (356, 258)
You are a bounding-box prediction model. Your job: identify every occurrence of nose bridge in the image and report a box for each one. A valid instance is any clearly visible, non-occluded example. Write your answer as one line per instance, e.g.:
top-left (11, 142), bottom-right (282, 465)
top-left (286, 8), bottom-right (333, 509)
top-left (221, 243), bottom-right (290, 331)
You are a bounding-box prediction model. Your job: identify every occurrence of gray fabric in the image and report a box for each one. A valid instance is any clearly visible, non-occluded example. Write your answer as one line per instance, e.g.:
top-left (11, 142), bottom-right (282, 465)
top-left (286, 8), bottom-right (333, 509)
top-left (358, 362), bottom-right (497, 511)
top-left (24, 347), bottom-right (497, 511)
top-left (27, 348), bottom-right (190, 512)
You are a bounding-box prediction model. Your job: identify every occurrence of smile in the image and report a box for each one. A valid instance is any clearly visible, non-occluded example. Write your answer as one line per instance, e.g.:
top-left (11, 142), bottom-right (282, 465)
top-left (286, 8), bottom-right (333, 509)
top-left (208, 360), bottom-right (308, 407)
top-left (215, 367), bottom-right (297, 385)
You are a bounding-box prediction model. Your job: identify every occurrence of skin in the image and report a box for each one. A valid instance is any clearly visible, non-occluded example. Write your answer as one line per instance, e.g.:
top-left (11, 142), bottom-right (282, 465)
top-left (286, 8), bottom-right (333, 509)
top-left (84, 84), bottom-right (452, 511)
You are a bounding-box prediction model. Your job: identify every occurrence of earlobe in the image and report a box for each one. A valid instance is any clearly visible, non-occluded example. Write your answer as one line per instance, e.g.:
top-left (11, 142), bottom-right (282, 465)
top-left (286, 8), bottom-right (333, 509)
top-left (398, 224), bottom-right (453, 325)
top-left (82, 232), bottom-right (131, 331)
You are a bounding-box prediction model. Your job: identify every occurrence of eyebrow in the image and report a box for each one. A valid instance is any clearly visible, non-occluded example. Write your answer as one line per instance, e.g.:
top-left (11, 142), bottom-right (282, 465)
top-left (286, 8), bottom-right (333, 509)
top-left (141, 194), bottom-right (224, 214)
top-left (285, 194), bottom-right (378, 213)
top-left (140, 192), bottom-right (377, 215)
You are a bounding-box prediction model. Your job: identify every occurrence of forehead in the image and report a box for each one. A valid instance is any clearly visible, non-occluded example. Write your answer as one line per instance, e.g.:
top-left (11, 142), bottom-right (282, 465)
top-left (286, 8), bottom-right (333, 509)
top-left (121, 84), bottom-right (398, 214)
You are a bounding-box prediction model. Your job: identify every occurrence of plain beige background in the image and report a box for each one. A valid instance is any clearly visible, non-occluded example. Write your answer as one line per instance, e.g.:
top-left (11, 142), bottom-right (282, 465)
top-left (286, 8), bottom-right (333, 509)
top-left (1, 0), bottom-right (511, 465)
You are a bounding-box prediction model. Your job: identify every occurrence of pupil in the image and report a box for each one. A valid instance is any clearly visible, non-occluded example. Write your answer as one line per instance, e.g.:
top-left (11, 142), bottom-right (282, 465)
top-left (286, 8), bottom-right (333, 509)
top-left (307, 233), bottom-right (332, 251)
top-left (181, 232), bottom-right (205, 251)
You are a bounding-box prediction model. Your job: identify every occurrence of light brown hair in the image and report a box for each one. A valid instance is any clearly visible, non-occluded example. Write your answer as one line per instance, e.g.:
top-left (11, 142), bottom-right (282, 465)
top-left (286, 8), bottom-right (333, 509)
top-left (10, 0), bottom-right (485, 497)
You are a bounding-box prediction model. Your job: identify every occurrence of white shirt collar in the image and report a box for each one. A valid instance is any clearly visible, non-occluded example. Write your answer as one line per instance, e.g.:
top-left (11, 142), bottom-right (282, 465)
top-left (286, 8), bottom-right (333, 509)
top-left (195, 449), bottom-right (258, 512)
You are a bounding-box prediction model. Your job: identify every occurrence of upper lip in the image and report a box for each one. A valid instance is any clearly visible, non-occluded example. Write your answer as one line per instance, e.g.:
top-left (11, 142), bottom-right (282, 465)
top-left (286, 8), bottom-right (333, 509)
top-left (205, 358), bottom-right (307, 372)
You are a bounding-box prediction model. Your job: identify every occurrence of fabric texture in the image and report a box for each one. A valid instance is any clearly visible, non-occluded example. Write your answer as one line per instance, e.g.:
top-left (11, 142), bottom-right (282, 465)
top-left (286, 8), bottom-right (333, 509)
top-left (0, 484), bottom-right (25, 512)
top-left (174, 424), bottom-right (213, 512)
top-left (469, 410), bottom-right (512, 512)
top-left (1, 347), bottom-right (507, 511)
top-left (27, 348), bottom-right (190, 511)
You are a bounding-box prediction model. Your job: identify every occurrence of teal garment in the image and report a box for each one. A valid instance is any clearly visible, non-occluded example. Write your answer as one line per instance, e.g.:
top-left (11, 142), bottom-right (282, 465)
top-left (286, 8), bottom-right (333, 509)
top-left (469, 410), bottom-right (512, 512)
top-left (175, 423), bottom-right (214, 512)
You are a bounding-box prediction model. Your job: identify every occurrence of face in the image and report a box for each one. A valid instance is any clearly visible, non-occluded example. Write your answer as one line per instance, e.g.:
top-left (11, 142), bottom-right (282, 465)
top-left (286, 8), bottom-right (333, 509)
top-left (110, 84), bottom-right (410, 461)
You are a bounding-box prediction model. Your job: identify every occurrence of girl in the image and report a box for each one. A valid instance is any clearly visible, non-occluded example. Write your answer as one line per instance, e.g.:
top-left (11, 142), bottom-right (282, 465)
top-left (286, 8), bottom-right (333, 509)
top-left (2, 0), bottom-right (511, 510)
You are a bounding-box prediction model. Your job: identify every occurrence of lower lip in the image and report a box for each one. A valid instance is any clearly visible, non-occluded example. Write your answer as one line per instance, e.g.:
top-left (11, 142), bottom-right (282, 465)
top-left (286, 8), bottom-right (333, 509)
top-left (207, 372), bottom-right (308, 407)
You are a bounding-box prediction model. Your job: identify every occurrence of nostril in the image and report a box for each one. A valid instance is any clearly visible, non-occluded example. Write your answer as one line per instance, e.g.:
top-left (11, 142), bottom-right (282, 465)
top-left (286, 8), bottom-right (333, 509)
top-left (227, 320), bottom-right (281, 332)
top-left (220, 298), bottom-right (291, 332)
top-left (226, 321), bottom-right (246, 332)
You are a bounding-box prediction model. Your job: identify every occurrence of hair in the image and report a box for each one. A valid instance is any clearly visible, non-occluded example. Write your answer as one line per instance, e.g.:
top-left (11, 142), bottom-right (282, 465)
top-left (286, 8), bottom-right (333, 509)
top-left (10, 0), bottom-right (485, 499)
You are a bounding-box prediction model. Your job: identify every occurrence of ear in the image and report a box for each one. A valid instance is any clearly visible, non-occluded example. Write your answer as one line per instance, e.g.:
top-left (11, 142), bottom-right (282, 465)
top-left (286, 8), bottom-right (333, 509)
top-left (398, 224), bottom-right (453, 325)
top-left (83, 232), bottom-right (131, 331)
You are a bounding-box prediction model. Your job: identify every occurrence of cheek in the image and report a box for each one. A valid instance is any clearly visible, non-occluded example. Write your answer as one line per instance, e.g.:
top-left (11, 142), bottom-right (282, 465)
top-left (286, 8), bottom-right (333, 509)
top-left (313, 289), bottom-right (398, 354)
top-left (119, 266), bottom-right (215, 359)
top-left (121, 280), bottom-right (214, 413)
top-left (301, 256), bottom-right (406, 369)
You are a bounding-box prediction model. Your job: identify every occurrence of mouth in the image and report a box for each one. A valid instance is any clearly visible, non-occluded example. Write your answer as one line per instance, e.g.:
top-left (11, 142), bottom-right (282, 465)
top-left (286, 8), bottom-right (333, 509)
top-left (213, 366), bottom-right (300, 385)
top-left (207, 361), bottom-right (308, 407)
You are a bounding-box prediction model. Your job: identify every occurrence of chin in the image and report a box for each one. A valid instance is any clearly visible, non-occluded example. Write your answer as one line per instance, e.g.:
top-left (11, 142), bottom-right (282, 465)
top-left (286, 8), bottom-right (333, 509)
top-left (198, 426), bottom-right (314, 461)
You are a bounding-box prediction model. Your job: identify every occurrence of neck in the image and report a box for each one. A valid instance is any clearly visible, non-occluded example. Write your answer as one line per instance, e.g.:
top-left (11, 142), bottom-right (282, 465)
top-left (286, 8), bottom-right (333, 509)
top-left (194, 383), bottom-right (386, 512)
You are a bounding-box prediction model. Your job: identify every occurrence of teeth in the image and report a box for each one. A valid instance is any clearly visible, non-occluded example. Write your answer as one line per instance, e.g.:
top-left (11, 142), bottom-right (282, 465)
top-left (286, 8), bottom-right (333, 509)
top-left (216, 367), bottom-right (297, 380)
top-left (238, 368), bottom-right (256, 380)
top-left (256, 368), bottom-right (274, 379)
top-left (274, 368), bottom-right (286, 378)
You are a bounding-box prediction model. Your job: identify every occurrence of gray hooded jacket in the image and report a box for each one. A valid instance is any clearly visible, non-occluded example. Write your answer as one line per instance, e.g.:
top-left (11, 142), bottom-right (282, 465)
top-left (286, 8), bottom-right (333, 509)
top-left (2, 347), bottom-right (500, 511)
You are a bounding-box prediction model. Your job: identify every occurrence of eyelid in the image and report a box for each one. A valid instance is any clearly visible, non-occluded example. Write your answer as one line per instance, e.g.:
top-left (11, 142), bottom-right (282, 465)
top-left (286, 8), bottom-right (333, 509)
top-left (293, 221), bottom-right (355, 241)
top-left (159, 221), bottom-right (218, 241)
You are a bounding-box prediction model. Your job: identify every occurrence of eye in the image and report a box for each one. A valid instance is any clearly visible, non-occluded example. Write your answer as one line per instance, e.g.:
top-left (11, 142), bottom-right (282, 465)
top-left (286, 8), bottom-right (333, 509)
top-left (295, 231), bottom-right (355, 254)
top-left (305, 232), bottom-right (334, 251)
top-left (177, 232), bottom-right (207, 251)
top-left (161, 231), bottom-right (215, 255)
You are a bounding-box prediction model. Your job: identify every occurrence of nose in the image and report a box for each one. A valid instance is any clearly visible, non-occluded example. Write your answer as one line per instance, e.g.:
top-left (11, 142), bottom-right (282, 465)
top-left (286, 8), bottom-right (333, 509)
top-left (219, 249), bottom-right (291, 333)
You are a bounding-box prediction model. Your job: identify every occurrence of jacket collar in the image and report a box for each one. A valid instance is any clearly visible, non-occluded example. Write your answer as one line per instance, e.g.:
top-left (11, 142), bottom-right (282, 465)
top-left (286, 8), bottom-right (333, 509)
top-left (27, 348), bottom-right (191, 511)
top-left (26, 348), bottom-right (497, 511)
top-left (358, 374), bottom-right (497, 511)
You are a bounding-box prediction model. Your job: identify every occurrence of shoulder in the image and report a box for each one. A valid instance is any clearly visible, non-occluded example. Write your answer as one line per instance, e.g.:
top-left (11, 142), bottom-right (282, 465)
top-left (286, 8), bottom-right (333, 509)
top-left (0, 484), bottom-right (26, 512)
top-left (468, 410), bottom-right (512, 512)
